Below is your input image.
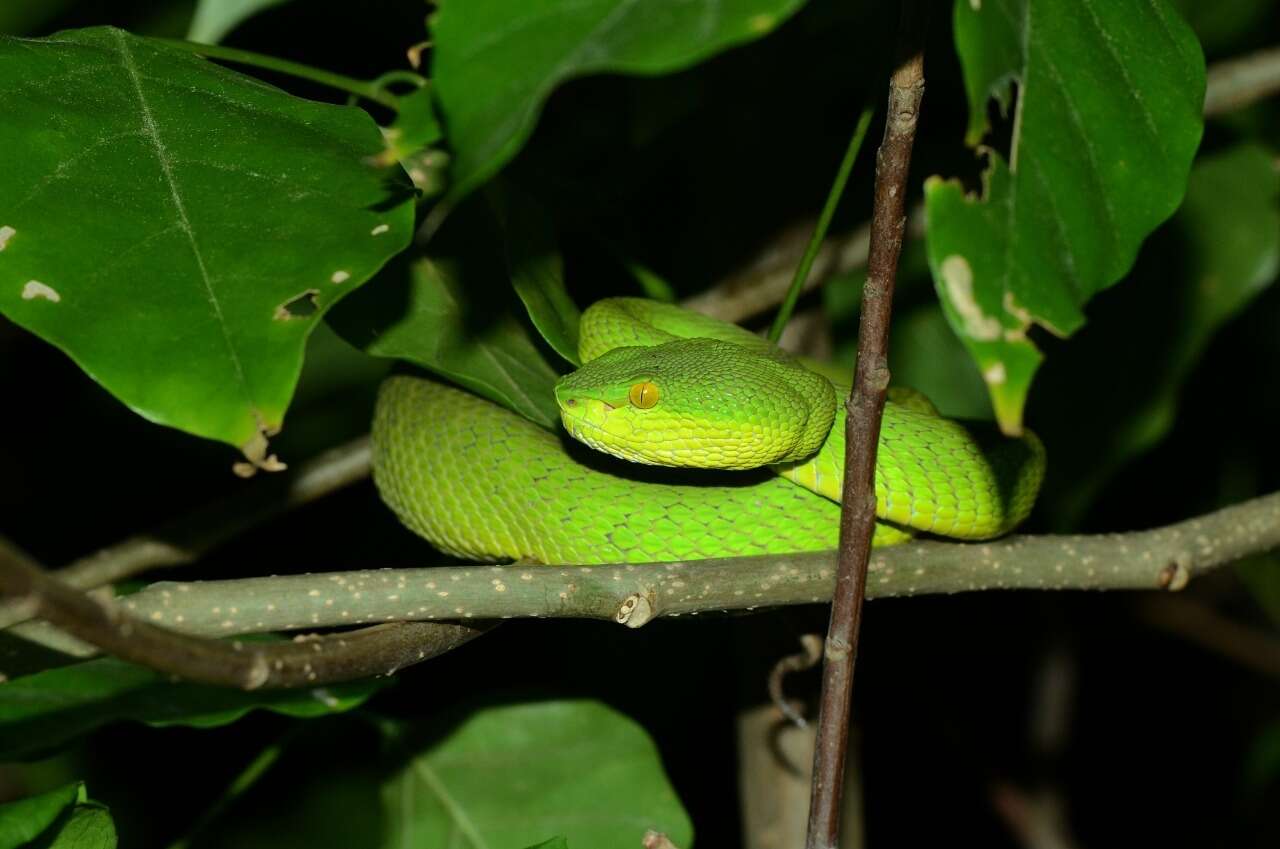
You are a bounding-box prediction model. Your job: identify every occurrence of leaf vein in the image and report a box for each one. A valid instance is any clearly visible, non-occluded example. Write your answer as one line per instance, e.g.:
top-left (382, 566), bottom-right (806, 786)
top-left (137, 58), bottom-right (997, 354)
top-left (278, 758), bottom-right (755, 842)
top-left (112, 29), bottom-right (257, 423)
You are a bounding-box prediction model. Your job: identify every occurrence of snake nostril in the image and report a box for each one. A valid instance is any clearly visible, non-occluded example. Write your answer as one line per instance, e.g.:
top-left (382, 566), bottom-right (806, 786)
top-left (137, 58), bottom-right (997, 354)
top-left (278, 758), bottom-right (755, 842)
top-left (565, 398), bottom-right (577, 407)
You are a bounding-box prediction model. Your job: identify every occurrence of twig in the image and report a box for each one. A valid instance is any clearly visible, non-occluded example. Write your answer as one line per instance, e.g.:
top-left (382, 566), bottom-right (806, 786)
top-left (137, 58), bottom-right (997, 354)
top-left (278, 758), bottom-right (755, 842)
top-left (768, 634), bottom-right (825, 727)
top-left (1204, 44), bottom-right (1280, 117)
top-left (0, 436), bottom-right (371, 630)
top-left (0, 544), bottom-right (485, 689)
top-left (151, 38), bottom-right (406, 109)
top-left (767, 102), bottom-right (876, 343)
top-left (1135, 595), bottom-right (1280, 678)
top-left (684, 217), bottom-right (868, 324)
top-left (807, 5), bottom-right (927, 847)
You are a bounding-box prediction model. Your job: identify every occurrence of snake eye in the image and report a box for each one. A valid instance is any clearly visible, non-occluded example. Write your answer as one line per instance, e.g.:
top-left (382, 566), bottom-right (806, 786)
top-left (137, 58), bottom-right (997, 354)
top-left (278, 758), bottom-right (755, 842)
top-left (628, 381), bottom-right (660, 409)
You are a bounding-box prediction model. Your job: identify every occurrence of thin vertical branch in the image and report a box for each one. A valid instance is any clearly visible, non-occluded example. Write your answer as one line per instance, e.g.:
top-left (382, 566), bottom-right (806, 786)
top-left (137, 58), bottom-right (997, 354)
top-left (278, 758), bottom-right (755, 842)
top-left (805, 3), bottom-right (928, 847)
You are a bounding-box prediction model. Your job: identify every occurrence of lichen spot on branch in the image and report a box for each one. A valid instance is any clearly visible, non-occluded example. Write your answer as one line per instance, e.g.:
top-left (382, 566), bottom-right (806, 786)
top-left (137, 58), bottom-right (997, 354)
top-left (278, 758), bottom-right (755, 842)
top-left (0, 225), bottom-right (16, 250)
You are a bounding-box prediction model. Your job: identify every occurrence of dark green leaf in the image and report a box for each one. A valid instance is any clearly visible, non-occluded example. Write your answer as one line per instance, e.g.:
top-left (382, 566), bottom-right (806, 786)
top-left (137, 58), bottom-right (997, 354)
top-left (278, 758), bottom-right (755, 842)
top-left (32, 803), bottom-right (117, 849)
top-left (0, 656), bottom-right (383, 760)
top-left (0, 783), bottom-right (81, 849)
top-left (187, 0), bottom-right (292, 43)
top-left (493, 187), bottom-right (581, 365)
top-left (925, 0), bottom-right (1205, 432)
top-left (380, 85), bottom-right (443, 165)
top-left (431, 0), bottom-right (809, 204)
top-left (329, 204), bottom-right (563, 429)
top-left (382, 700), bottom-right (692, 849)
top-left (0, 28), bottom-right (414, 460)
top-left (523, 839), bottom-right (569, 849)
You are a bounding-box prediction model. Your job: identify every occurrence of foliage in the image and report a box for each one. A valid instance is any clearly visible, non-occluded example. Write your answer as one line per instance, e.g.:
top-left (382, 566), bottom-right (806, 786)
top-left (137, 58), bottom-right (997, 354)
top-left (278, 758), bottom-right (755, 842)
top-left (0, 0), bottom-right (1277, 846)
top-left (0, 783), bottom-right (116, 849)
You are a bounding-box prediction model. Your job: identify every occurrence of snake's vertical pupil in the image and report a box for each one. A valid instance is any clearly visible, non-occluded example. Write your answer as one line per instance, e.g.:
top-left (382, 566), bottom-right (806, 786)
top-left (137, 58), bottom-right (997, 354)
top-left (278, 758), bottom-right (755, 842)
top-left (629, 381), bottom-right (660, 409)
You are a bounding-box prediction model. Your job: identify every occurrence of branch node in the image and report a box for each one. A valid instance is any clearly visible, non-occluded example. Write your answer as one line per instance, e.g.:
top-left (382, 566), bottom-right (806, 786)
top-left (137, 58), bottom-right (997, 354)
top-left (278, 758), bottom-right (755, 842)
top-left (823, 635), bottom-right (852, 663)
top-left (616, 591), bottom-right (655, 628)
top-left (1158, 555), bottom-right (1192, 592)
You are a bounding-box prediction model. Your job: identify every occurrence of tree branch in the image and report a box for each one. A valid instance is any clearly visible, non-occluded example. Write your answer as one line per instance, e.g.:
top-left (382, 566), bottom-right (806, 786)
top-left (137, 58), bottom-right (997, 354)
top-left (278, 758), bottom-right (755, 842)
top-left (0, 542), bottom-right (485, 689)
top-left (3, 493), bottom-right (1250, 654)
top-left (0, 436), bottom-right (371, 630)
top-left (1204, 44), bottom-right (1280, 117)
top-left (806, 5), bottom-right (927, 844)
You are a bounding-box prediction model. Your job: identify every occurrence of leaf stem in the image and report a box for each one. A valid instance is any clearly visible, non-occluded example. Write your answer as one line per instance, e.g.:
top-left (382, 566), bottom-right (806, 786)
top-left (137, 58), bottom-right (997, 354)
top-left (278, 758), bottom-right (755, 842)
top-left (767, 101), bottom-right (875, 343)
top-left (152, 38), bottom-right (402, 110)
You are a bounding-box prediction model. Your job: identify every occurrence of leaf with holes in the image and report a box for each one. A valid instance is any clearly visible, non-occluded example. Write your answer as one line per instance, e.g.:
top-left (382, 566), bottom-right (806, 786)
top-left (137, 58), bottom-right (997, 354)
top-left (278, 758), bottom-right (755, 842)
top-left (924, 0), bottom-right (1204, 433)
top-left (430, 0), bottom-right (809, 208)
top-left (0, 28), bottom-right (414, 464)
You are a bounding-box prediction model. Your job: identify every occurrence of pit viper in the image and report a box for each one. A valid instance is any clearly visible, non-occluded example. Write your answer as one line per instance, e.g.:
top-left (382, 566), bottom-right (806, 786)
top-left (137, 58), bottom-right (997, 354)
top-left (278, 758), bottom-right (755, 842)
top-left (371, 298), bottom-right (1044, 564)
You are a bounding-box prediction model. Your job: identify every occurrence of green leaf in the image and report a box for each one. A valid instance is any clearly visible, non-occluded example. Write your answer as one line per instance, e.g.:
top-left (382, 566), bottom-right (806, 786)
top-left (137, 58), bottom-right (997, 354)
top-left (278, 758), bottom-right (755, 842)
top-left (0, 783), bottom-right (81, 849)
top-left (1032, 143), bottom-right (1279, 527)
top-left (0, 28), bottom-right (414, 461)
top-left (925, 0), bottom-right (1205, 432)
top-left (329, 205), bottom-right (563, 429)
top-left (493, 187), bottom-right (581, 365)
top-left (0, 656), bottom-right (383, 760)
top-left (380, 85), bottom-right (443, 164)
top-left (431, 0), bottom-right (809, 205)
top-left (32, 803), bottom-right (117, 849)
top-left (382, 701), bottom-right (692, 849)
top-left (523, 840), bottom-right (569, 849)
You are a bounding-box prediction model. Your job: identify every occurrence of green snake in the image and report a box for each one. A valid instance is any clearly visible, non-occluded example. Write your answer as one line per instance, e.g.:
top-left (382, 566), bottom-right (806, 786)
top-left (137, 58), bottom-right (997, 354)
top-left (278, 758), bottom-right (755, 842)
top-left (371, 298), bottom-right (1045, 564)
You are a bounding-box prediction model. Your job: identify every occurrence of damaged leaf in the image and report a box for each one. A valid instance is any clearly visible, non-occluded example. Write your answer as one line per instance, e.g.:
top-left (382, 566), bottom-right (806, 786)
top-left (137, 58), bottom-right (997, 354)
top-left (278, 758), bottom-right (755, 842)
top-left (925, 0), bottom-right (1204, 432)
top-left (0, 27), bottom-right (414, 462)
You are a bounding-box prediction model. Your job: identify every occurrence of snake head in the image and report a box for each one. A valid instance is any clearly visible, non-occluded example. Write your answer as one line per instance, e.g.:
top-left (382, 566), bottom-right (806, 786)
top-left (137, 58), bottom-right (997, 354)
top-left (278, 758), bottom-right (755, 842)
top-left (554, 338), bottom-right (836, 470)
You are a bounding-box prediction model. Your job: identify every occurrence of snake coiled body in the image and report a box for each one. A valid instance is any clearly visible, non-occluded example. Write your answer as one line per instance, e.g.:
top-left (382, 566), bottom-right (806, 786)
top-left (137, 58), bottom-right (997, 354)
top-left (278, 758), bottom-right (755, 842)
top-left (372, 298), bottom-right (1045, 564)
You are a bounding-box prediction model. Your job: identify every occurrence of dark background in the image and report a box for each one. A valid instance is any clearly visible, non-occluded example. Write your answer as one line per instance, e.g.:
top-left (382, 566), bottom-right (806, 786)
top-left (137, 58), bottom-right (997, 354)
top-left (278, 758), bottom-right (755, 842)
top-left (2, 1), bottom-right (1278, 846)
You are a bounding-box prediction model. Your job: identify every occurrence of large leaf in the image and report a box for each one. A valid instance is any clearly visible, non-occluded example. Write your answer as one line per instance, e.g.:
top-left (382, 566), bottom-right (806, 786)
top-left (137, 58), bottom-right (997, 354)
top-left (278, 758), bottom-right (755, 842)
top-left (430, 0), bottom-right (809, 205)
top-left (329, 205), bottom-right (563, 429)
top-left (0, 656), bottom-right (383, 760)
top-left (0, 28), bottom-right (414, 462)
top-left (924, 0), bottom-right (1204, 433)
top-left (187, 701), bottom-right (689, 849)
top-left (188, 0), bottom-right (292, 43)
top-left (382, 701), bottom-right (692, 849)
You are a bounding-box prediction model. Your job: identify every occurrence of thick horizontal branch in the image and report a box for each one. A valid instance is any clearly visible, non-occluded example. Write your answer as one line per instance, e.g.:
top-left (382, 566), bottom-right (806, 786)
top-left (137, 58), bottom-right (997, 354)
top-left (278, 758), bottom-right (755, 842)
top-left (0, 542), bottom-right (485, 689)
top-left (78, 492), bottom-right (1280, 640)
